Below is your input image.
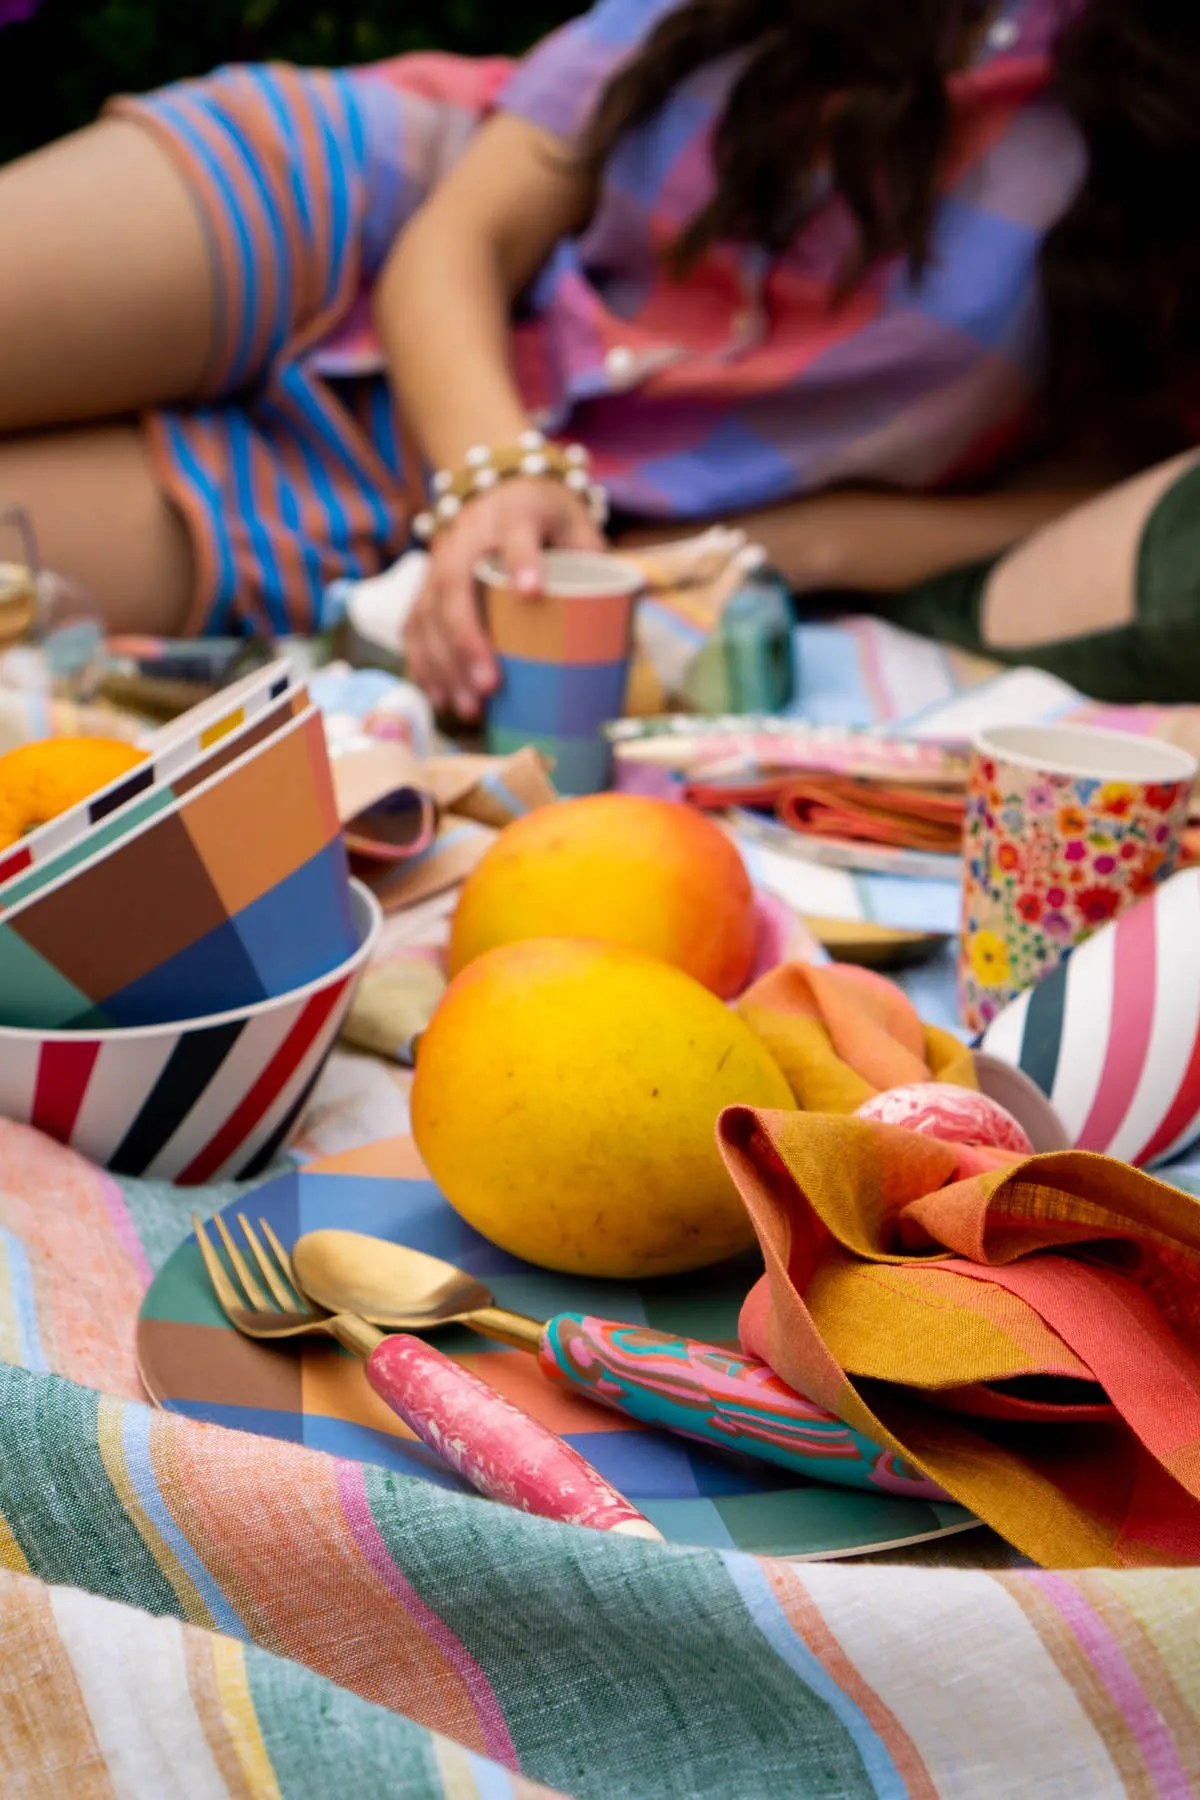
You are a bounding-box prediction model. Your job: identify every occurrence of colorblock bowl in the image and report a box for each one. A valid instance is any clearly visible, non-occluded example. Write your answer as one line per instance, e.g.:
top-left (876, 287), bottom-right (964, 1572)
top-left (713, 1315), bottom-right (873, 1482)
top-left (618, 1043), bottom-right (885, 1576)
top-left (0, 880), bottom-right (381, 1183)
top-left (0, 704), bottom-right (358, 1030)
top-left (977, 866), bottom-right (1200, 1168)
top-left (0, 657), bottom-right (300, 898)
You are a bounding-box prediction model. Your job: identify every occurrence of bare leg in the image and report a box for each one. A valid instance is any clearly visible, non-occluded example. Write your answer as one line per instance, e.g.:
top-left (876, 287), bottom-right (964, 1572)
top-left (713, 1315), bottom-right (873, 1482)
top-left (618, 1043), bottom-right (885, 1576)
top-left (0, 116), bottom-right (215, 629)
top-left (983, 450), bottom-right (1200, 648)
top-left (0, 118), bottom-right (213, 432)
top-left (0, 424), bottom-right (192, 634)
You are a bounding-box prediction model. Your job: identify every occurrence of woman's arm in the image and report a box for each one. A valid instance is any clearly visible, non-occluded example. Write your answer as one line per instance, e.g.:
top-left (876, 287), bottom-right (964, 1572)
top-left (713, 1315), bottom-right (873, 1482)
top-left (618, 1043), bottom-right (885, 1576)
top-left (377, 114), bottom-right (602, 714)
top-left (375, 113), bottom-right (591, 470)
top-left (620, 485), bottom-right (1104, 594)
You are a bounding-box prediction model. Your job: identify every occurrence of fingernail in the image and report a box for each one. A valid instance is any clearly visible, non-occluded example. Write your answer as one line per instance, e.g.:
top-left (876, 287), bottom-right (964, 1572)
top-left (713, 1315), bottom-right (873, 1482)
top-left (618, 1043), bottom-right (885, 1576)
top-left (471, 661), bottom-right (495, 688)
top-left (515, 568), bottom-right (540, 595)
top-left (454, 688), bottom-right (479, 719)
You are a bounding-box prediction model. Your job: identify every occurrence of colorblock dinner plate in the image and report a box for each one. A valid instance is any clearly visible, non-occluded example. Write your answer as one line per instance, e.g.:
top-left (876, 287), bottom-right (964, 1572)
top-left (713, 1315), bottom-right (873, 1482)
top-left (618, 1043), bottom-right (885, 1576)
top-left (137, 1146), bottom-right (978, 1561)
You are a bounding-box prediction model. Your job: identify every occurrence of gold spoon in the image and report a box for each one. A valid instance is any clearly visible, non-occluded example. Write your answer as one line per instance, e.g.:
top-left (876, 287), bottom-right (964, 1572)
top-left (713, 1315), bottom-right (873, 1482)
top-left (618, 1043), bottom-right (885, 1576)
top-left (290, 1229), bottom-right (934, 1494)
top-left (293, 1230), bottom-right (544, 1350)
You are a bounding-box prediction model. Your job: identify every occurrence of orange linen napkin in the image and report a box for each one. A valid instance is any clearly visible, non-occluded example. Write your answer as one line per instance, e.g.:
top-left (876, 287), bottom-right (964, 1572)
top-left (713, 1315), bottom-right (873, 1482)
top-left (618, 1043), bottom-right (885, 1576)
top-left (719, 1106), bottom-right (1200, 1567)
top-left (776, 775), bottom-right (964, 852)
top-left (736, 960), bottom-right (976, 1113)
top-left (685, 771), bottom-right (964, 853)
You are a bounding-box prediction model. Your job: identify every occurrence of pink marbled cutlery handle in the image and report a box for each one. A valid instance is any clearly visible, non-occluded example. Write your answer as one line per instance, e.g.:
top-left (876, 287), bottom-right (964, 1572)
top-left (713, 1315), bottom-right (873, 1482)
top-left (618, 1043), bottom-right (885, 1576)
top-left (365, 1333), bottom-right (662, 1537)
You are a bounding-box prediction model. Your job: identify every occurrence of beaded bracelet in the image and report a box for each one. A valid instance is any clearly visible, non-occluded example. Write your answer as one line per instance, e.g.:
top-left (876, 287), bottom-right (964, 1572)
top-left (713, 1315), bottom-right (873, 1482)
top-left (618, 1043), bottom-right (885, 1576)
top-left (412, 430), bottom-right (609, 543)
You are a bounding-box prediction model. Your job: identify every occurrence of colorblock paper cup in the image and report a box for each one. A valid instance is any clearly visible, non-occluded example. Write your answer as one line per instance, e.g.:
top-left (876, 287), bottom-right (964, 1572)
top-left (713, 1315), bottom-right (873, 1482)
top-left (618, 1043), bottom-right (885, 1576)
top-left (959, 722), bottom-right (1196, 1034)
top-left (0, 879), bottom-right (381, 1183)
top-left (477, 550), bottom-right (643, 795)
top-left (977, 867), bottom-right (1200, 1167)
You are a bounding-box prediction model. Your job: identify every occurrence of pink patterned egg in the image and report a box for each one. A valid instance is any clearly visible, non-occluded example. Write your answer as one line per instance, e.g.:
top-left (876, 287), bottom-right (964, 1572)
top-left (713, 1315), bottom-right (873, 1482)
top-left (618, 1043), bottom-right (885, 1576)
top-left (854, 1082), bottom-right (1034, 1153)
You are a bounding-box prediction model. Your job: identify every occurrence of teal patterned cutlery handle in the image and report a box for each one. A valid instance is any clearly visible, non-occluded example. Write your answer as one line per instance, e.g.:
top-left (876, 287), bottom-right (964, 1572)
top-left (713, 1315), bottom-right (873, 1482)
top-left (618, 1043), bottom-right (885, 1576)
top-left (536, 1313), bottom-right (950, 1501)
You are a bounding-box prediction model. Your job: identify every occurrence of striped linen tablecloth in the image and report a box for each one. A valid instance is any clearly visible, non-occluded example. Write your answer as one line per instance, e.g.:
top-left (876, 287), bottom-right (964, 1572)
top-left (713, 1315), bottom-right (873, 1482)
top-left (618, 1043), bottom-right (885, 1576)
top-left (6, 620), bottom-right (1200, 1794)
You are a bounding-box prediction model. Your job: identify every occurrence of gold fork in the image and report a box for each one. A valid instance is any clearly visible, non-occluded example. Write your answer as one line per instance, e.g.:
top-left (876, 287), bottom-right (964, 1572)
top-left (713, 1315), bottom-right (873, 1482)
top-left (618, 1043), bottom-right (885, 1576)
top-left (194, 1211), bottom-right (382, 1357)
top-left (193, 1213), bottom-right (661, 1538)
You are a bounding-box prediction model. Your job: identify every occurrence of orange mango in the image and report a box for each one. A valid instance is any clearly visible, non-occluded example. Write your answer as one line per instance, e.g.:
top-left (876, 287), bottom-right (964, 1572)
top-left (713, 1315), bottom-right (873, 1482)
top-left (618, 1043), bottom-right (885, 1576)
top-left (448, 793), bottom-right (757, 998)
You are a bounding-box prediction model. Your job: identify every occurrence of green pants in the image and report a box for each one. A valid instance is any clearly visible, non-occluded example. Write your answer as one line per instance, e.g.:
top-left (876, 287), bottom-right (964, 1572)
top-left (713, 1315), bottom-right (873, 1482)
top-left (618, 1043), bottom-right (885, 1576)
top-left (884, 458), bottom-right (1200, 703)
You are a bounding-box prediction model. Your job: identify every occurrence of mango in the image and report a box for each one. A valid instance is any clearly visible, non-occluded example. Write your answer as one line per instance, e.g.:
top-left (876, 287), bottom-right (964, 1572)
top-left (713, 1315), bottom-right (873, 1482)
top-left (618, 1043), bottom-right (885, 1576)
top-left (411, 936), bottom-right (794, 1278)
top-left (447, 793), bottom-right (757, 999)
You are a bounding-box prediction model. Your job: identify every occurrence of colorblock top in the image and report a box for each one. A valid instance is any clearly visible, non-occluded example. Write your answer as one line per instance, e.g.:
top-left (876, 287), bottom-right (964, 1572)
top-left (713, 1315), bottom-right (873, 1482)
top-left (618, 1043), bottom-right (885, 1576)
top-left (322, 0), bottom-right (1085, 517)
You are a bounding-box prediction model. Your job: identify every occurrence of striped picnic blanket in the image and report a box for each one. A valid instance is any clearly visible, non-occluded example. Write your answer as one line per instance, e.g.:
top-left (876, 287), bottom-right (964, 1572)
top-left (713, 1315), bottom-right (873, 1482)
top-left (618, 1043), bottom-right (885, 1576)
top-left (3, 1118), bottom-right (1200, 1796)
top-left (7, 620), bottom-right (1200, 1792)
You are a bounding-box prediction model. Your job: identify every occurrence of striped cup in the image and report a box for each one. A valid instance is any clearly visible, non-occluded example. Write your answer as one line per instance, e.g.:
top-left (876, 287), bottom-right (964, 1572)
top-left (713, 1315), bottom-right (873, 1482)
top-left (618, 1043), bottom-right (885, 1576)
top-left (978, 866), bottom-right (1200, 1168)
top-left (477, 550), bottom-right (643, 795)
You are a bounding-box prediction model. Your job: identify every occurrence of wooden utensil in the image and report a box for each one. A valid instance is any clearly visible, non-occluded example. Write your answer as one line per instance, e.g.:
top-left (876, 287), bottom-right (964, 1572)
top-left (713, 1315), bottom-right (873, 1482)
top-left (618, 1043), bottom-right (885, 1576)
top-left (194, 1213), bottom-right (661, 1538)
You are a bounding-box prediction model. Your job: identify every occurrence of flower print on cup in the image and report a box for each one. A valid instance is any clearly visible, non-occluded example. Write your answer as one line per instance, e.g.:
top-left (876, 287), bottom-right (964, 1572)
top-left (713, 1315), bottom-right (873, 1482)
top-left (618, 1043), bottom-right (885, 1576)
top-left (958, 723), bottom-right (1197, 1034)
top-left (1099, 782), bottom-right (1136, 819)
top-left (969, 929), bottom-right (1011, 989)
top-left (1076, 884), bottom-right (1122, 926)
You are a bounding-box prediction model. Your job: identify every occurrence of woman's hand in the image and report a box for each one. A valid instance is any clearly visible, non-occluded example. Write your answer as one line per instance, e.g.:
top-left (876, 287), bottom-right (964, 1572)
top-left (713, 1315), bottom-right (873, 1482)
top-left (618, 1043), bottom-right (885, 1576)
top-left (403, 477), bottom-right (604, 718)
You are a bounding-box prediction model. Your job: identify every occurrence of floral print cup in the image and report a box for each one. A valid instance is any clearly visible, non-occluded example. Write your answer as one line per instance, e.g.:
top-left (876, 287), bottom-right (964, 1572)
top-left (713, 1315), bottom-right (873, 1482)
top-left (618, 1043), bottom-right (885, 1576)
top-left (959, 723), bottom-right (1196, 1034)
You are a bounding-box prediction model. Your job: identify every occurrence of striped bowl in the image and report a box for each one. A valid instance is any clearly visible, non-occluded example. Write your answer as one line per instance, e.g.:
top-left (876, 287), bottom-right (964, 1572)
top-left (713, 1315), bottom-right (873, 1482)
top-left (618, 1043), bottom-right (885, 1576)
top-left (0, 879), bottom-right (381, 1184)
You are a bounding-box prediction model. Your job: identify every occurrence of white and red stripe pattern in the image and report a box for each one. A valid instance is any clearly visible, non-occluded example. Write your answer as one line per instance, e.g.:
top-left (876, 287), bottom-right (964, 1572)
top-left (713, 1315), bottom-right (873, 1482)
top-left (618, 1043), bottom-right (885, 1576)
top-left (979, 868), bottom-right (1200, 1169)
top-left (0, 880), bottom-right (380, 1182)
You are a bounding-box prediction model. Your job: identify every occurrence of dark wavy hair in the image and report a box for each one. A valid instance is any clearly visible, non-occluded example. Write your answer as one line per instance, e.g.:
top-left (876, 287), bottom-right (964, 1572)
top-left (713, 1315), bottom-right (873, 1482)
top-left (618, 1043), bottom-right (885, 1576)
top-left (1042, 0), bottom-right (1200, 454)
top-left (578, 0), bottom-right (1200, 451)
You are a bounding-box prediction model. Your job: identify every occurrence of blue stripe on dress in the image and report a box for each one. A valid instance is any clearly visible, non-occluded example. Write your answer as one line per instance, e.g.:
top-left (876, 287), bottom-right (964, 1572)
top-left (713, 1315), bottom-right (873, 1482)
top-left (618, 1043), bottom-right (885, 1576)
top-left (259, 398), bottom-right (328, 605)
top-left (225, 411), bottom-right (289, 635)
top-left (157, 415), bottom-right (239, 635)
top-left (149, 94), bottom-right (262, 388)
top-left (310, 86), bottom-right (356, 303)
top-left (282, 359), bottom-right (393, 557)
top-left (278, 375), bottom-right (363, 578)
top-left (255, 73), bottom-right (318, 253)
top-left (202, 85), bottom-right (295, 375)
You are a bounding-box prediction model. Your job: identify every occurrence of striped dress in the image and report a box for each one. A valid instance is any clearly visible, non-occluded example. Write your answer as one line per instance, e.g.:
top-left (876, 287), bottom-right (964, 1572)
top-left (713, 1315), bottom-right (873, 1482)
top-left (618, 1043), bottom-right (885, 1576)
top-left (113, 0), bottom-right (1085, 637)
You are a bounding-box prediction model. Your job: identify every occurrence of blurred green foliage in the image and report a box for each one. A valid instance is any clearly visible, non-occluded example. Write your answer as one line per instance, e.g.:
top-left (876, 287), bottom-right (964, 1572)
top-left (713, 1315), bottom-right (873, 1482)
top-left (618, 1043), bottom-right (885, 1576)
top-left (0, 0), bottom-right (578, 163)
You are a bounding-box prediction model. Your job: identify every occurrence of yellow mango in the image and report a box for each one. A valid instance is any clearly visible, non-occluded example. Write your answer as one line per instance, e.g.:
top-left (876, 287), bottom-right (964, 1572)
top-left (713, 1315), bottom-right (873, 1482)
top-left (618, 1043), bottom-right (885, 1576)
top-left (412, 936), bottom-right (793, 1278)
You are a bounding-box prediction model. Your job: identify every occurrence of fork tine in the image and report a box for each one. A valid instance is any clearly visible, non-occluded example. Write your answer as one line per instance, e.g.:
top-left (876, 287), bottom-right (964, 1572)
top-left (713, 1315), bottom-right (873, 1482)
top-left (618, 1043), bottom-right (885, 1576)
top-left (258, 1217), bottom-right (319, 1315)
top-left (238, 1214), bottom-right (298, 1312)
top-left (212, 1211), bottom-right (269, 1311)
top-left (193, 1214), bottom-right (244, 1320)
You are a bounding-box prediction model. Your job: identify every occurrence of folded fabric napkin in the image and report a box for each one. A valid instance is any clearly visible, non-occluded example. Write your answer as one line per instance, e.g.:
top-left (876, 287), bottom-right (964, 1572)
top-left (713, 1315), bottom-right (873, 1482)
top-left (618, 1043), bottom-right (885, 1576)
top-left (343, 743), bottom-right (557, 911)
top-left (719, 1105), bottom-right (1200, 1567)
top-left (688, 772), bottom-right (964, 854)
top-left (736, 960), bottom-right (975, 1113)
